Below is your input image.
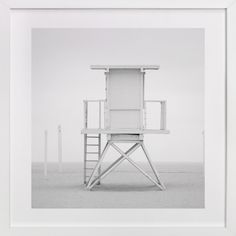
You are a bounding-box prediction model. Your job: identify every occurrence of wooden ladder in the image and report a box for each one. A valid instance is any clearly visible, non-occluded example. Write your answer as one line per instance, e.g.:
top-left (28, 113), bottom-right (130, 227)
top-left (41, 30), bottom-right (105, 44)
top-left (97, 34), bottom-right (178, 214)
top-left (83, 134), bottom-right (101, 185)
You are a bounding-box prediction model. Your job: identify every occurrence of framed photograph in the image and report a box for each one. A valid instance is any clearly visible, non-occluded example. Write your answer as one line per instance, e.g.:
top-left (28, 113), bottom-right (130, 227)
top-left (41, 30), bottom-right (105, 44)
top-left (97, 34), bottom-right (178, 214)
top-left (1, 0), bottom-right (236, 235)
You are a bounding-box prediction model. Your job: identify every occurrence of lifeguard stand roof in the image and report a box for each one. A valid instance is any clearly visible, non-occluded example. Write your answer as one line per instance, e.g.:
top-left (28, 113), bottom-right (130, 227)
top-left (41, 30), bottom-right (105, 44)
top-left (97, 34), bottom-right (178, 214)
top-left (90, 65), bottom-right (160, 70)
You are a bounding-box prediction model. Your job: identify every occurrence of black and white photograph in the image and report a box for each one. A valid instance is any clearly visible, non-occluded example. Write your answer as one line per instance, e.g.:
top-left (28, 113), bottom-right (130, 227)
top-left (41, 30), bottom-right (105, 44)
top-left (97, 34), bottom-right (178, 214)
top-left (2, 1), bottom-right (235, 235)
top-left (31, 28), bottom-right (204, 208)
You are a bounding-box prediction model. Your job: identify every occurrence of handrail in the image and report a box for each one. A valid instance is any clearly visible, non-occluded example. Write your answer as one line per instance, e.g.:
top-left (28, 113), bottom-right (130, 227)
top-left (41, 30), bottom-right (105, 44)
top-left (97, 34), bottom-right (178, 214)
top-left (144, 100), bottom-right (167, 130)
top-left (84, 99), bottom-right (167, 131)
top-left (83, 100), bottom-right (105, 129)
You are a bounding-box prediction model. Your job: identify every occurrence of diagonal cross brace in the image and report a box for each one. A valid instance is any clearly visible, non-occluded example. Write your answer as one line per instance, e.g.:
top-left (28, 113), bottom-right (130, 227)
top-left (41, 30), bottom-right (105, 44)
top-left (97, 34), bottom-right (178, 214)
top-left (110, 143), bottom-right (164, 190)
top-left (140, 143), bottom-right (165, 189)
top-left (87, 143), bottom-right (140, 189)
top-left (87, 141), bottom-right (164, 190)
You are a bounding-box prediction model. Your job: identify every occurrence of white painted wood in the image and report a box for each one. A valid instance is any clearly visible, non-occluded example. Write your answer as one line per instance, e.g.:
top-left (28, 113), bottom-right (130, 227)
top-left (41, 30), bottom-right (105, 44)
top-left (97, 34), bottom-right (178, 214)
top-left (144, 100), bottom-right (167, 130)
top-left (99, 100), bottom-right (101, 128)
top-left (83, 100), bottom-right (88, 128)
top-left (88, 143), bottom-right (140, 189)
top-left (227, 1), bottom-right (236, 233)
top-left (8, 0), bottom-right (234, 9)
top-left (144, 101), bottom-right (147, 128)
top-left (140, 71), bottom-right (145, 128)
top-left (110, 143), bottom-right (164, 190)
top-left (109, 110), bottom-right (141, 129)
top-left (160, 101), bottom-right (167, 130)
top-left (87, 141), bottom-right (165, 190)
top-left (108, 70), bottom-right (141, 109)
top-left (83, 100), bottom-right (105, 129)
top-left (141, 142), bottom-right (165, 189)
top-left (109, 134), bottom-right (142, 141)
top-left (107, 68), bottom-right (143, 129)
top-left (86, 141), bottom-right (110, 187)
top-left (0, 4), bottom-right (10, 231)
top-left (83, 75), bottom-right (168, 132)
top-left (91, 65), bottom-right (160, 70)
top-left (105, 71), bottom-right (110, 129)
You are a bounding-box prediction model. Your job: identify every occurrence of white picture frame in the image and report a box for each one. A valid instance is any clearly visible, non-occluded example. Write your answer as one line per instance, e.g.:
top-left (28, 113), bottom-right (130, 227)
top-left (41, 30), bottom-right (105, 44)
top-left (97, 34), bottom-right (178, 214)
top-left (1, 0), bottom-right (236, 235)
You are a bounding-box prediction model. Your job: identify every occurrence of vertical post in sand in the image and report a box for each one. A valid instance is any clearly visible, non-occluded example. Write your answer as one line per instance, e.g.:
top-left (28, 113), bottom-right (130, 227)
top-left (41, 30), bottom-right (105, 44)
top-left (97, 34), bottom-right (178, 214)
top-left (58, 125), bottom-right (62, 172)
top-left (44, 130), bottom-right (48, 178)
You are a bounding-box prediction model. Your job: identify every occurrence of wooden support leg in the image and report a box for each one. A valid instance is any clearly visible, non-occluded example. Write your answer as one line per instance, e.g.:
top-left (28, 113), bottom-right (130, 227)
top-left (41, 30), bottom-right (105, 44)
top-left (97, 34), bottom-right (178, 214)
top-left (111, 143), bottom-right (164, 190)
top-left (86, 141), bottom-right (110, 188)
top-left (88, 143), bottom-right (140, 190)
top-left (141, 142), bottom-right (166, 190)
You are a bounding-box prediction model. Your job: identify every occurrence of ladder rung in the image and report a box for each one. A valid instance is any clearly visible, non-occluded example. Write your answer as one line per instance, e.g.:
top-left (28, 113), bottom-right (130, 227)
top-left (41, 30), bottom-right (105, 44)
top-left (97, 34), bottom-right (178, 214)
top-left (86, 160), bottom-right (98, 162)
top-left (87, 144), bottom-right (99, 146)
top-left (86, 152), bottom-right (99, 154)
top-left (87, 136), bottom-right (99, 138)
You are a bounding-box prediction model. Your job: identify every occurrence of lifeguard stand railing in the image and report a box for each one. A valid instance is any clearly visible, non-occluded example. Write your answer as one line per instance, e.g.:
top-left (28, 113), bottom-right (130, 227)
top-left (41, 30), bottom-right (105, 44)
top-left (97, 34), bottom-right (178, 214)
top-left (83, 100), bottom-right (167, 131)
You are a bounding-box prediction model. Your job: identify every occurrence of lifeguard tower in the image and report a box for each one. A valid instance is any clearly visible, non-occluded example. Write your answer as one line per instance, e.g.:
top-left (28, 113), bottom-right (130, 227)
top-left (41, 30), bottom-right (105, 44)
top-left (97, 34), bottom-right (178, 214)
top-left (81, 65), bottom-right (169, 190)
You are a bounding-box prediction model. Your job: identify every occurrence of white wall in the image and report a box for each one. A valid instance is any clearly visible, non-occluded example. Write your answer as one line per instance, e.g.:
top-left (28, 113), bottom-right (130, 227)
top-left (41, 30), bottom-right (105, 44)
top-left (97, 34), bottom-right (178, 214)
top-left (32, 28), bottom-right (204, 163)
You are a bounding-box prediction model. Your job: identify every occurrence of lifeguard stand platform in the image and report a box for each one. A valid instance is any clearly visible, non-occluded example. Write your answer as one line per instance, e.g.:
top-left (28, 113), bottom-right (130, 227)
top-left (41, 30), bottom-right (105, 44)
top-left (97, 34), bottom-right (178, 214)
top-left (81, 65), bottom-right (169, 190)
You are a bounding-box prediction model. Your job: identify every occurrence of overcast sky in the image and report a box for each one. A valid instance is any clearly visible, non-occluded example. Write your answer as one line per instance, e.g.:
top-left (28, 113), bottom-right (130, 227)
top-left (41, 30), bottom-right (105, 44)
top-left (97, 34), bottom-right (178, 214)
top-left (32, 28), bottom-right (204, 163)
